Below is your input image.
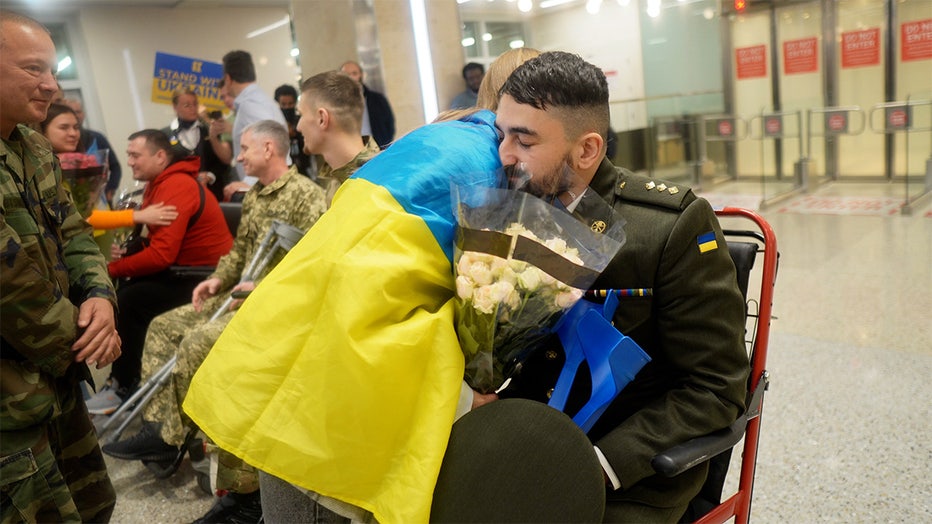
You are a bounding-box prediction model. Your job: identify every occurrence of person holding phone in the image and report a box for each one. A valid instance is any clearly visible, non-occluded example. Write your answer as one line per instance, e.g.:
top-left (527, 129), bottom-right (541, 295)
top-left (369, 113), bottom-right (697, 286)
top-left (161, 88), bottom-right (232, 202)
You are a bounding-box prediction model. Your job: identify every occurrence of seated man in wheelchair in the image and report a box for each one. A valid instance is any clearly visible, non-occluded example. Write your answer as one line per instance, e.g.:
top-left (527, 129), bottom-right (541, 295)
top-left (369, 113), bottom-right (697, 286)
top-left (484, 52), bottom-right (750, 521)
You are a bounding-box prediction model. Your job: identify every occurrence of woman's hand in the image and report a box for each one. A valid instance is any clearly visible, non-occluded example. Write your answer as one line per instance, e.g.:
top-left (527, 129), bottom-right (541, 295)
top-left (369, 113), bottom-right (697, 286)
top-left (134, 202), bottom-right (178, 226)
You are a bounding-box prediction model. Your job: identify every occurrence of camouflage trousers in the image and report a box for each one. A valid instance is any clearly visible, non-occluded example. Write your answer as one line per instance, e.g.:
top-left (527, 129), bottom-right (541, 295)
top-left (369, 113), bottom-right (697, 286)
top-left (139, 300), bottom-right (234, 447)
top-left (1, 362), bottom-right (116, 523)
top-left (139, 299), bottom-right (259, 494)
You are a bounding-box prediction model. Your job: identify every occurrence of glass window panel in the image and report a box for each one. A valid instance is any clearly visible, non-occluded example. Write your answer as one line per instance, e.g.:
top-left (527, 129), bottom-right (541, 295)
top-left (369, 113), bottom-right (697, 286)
top-left (47, 24), bottom-right (78, 81)
top-left (486, 21), bottom-right (525, 57)
top-left (462, 21), bottom-right (480, 59)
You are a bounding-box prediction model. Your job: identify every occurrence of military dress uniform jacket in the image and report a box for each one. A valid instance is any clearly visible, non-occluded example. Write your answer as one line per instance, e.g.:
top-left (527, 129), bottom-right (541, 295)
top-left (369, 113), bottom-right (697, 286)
top-left (1, 124), bottom-right (117, 521)
top-left (501, 158), bottom-right (749, 520)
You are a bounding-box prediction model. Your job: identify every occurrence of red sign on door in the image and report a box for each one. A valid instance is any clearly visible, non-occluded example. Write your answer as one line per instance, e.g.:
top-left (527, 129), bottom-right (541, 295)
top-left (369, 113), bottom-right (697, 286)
top-left (841, 28), bottom-right (881, 68)
top-left (736, 45), bottom-right (767, 79)
top-left (718, 120), bottom-right (734, 137)
top-left (783, 37), bottom-right (818, 74)
top-left (901, 19), bottom-right (932, 62)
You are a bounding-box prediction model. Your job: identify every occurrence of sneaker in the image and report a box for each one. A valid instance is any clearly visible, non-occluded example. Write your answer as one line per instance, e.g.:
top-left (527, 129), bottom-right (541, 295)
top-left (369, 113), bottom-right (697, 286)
top-left (86, 378), bottom-right (125, 415)
top-left (192, 490), bottom-right (263, 524)
top-left (101, 421), bottom-right (179, 462)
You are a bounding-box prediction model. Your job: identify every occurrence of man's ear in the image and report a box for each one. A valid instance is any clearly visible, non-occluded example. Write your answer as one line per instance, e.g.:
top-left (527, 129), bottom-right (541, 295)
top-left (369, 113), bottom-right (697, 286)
top-left (573, 131), bottom-right (605, 172)
top-left (318, 107), bottom-right (330, 130)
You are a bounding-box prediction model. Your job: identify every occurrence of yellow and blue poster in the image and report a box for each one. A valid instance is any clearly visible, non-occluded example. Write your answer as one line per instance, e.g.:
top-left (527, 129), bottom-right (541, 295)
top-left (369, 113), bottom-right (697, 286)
top-left (152, 51), bottom-right (224, 111)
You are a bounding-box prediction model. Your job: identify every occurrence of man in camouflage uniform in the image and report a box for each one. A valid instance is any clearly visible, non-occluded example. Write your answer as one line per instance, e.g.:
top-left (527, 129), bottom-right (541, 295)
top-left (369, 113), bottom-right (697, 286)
top-left (0, 11), bottom-right (121, 522)
top-left (101, 120), bottom-right (325, 463)
top-left (299, 71), bottom-right (381, 206)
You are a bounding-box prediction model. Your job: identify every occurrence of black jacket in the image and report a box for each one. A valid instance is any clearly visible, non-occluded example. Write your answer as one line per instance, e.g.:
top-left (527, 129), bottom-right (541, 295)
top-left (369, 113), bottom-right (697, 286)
top-left (363, 84), bottom-right (395, 149)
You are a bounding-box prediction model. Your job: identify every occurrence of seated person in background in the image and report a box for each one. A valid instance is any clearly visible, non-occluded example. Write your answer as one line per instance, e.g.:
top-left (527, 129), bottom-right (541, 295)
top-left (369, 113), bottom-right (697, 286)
top-left (298, 71), bottom-right (380, 206)
top-left (40, 103), bottom-right (177, 231)
top-left (162, 88), bottom-right (232, 202)
top-left (102, 119), bottom-right (331, 522)
top-left (449, 62), bottom-right (484, 110)
top-left (85, 129), bottom-right (232, 415)
top-left (492, 52), bottom-right (749, 522)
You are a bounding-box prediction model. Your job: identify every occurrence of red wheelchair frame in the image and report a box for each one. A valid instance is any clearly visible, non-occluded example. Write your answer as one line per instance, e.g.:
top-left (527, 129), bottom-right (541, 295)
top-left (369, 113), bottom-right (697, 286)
top-left (699, 207), bottom-right (778, 524)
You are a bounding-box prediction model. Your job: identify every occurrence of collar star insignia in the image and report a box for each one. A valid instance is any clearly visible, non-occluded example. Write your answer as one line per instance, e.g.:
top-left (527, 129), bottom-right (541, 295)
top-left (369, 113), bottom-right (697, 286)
top-left (668, 186), bottom-right (679, 195)
top-left (645, 181), bottom-right (656, 190)
top-left (657, 183), bottom-right (668, 192)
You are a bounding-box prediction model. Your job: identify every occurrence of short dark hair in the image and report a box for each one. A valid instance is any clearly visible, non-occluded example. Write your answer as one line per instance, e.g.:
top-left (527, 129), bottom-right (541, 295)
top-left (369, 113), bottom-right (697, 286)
top-left (301, 71), bottom-right (364, 134)
top-left (128, 129), bottom-right (175, 163)
top-left (40, 103), bottom-right (77, 134)
top-left (274, 84), bottom-right (298, 102)
top-left (462, 62), bottom-right (484, 78)
top-left (499, 51), bottom-right (610, 142)
top-left (222, 50), bottom-right (257, 83)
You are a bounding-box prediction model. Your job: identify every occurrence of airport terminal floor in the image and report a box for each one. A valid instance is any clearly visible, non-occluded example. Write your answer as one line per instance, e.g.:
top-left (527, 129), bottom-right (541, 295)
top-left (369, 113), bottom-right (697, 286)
top-left (93, 180), bottom-right (931, 523)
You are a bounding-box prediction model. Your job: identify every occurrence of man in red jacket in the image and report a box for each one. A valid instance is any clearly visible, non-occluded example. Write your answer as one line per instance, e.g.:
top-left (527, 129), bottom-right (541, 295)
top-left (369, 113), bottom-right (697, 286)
top-left (86, 129), bottom-right (233, 415)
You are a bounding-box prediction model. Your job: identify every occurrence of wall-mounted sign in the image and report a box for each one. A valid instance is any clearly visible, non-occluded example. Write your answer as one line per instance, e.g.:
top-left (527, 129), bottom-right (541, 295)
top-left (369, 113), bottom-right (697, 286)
top-left (736, 45), bottom-right (767, 79)
top-left (783, 37), bottom-right (818, 75)
top-left (901, 19), bottom-right (932, 62)
top-left (841, 28), bottom-right (881, 68)
top-left (717, 119), bottom-right (735, 137)
top-left (152, 52), bottom-right (225, 111)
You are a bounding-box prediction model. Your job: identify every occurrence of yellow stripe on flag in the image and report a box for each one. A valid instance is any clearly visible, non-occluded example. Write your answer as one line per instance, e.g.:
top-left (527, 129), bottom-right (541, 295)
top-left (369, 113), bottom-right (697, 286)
top-left (184, 178), bottom-right (464, 523)
top-left (699, 239), bottom-right (718, 253)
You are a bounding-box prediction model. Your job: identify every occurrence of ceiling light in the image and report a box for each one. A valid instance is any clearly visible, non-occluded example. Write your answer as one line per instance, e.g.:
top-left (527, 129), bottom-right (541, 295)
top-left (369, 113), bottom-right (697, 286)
top-left (586, 0), bottom-right (602, 14)
top-left (462, 37), bottom-right (476, 47)
top-left (509, 39), bottom-right (525, 49)
top-left (482, 32), bottom-right (493, 41)
top-left (540, 0), bottom-right (574, 8)
top-left (246, 15), bottom-right (290, 39)
top-left (518, 0), bottom-right (533, 12)
top-left (57, 55), bottom-right (72, 73)
top-left (290, 48), bottom-right (300, 57)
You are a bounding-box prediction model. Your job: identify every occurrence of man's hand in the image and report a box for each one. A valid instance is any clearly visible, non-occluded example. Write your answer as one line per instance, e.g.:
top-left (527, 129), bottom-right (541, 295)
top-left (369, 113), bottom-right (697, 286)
top-left (193, 277), bottom-right (223, 312)
top-left (228, 281), bottom-right (256, 311)
top-left (72, 297), bottom-right (121, 369)
top-left (209, 118), bottom-right (231, 138)
top-left (223, 181), bottom-right (250, 202)
top-left (472, 390), bottom-right (498, 410)
top-left (110, 242), bottom-right (126, 261)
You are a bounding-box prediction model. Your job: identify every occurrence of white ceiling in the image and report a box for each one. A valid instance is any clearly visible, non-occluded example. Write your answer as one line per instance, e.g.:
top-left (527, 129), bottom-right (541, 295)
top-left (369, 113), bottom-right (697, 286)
top-left (4, 0), bottom-right (291, 9)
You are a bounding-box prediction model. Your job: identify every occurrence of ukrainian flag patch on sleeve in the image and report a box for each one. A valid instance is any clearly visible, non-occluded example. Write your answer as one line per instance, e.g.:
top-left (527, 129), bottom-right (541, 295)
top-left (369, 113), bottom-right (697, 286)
top-left (697, 231), bottom-right (718, 253)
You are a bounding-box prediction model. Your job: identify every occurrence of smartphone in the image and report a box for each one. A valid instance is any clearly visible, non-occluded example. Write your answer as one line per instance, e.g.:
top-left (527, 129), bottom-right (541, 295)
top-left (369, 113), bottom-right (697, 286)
top-left (208, 110), bottom-right (223, 120)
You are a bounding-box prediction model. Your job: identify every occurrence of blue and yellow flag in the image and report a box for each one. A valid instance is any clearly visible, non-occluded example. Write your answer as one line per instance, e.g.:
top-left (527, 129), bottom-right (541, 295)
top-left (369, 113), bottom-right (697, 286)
top-left (184, 111), bottom-right (502, 523)
top-left (697, 231), bottom-right (718, 253)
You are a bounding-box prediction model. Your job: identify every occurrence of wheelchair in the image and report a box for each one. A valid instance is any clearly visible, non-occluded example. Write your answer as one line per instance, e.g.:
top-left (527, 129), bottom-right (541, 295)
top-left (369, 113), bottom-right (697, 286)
top-left (432, 207), bottom-right (779, 523)
top-left (96, 219), bottom-right (306, 492)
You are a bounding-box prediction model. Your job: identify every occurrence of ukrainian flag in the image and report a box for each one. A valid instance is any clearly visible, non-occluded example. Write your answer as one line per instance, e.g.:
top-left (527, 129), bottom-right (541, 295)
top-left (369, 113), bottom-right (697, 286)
top-left (184, 111), bottom-right (502, 523)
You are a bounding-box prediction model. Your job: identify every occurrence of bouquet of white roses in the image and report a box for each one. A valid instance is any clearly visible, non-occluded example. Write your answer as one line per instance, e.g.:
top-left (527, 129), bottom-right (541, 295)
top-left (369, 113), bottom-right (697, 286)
top-left (452, 171), bottom-right (626, 394)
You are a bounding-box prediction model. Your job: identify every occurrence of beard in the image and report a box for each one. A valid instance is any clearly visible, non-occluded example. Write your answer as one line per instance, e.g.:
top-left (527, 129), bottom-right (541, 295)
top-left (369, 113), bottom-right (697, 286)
top-left (504, 155), bottom-right (577, 203)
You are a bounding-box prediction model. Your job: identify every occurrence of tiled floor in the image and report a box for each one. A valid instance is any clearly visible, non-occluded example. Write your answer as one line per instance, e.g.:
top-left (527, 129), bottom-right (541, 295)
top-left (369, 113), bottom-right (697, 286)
top-left (98, 180), bottom-right (932, 523)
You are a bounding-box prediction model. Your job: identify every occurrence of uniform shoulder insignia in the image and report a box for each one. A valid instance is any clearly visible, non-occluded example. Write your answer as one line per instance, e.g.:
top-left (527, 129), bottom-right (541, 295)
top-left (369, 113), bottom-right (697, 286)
top-left (615, 170), bottom-right (694, 211)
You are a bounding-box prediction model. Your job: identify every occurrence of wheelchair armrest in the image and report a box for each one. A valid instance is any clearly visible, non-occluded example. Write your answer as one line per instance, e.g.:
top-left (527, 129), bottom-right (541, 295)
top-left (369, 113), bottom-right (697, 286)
top-left (169, 265), bottom-right (216, 278)
top-left (650, 415), bottom-right (746, 478)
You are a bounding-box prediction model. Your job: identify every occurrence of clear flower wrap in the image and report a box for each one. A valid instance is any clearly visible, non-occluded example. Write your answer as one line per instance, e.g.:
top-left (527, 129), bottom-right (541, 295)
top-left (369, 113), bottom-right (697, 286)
top-left (452, 176), bottom-right (626, 394)
top-left (58, 150), bottom-right (110, 218)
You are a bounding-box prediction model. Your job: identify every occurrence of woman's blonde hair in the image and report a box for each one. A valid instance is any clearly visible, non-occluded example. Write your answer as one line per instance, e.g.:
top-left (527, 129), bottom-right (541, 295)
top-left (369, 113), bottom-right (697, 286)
top-left (435, 47), bottom-right (542, 123)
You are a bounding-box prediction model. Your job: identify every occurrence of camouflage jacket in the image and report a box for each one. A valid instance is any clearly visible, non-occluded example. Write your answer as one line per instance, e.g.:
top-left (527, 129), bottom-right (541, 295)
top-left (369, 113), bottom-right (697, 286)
top-left (318, 137), bottom-right (381, 206)
top-left (1, 125), bottom-right (116, 379)
top-left (210, 166), bottom-right (327, 290)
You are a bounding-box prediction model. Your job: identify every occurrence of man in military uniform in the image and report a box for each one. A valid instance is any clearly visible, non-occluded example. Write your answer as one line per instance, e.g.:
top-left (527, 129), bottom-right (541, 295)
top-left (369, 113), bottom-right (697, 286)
top-left (297, 70), bottom-right (380, 206)
top-left (490, 52), bottom-right (749, 521)
top-left (0, 10), bottom-right (121, 522)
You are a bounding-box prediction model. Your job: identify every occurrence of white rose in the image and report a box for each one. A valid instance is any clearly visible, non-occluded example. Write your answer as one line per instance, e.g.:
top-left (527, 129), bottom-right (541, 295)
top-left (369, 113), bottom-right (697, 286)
top-left (508, 259), bottom-right (528, 272)
top-left (539, 270), bottom-right (556, 287)
top-left (472, 285), bottom-right (498, 314)
top-left (489, 256), bottom-right (509, 278)
top-left (554, 288), bottom-right (584, 309)
top-left (457, 252), bottom-right (475, 276)
top-left (467, 261), bottom-right (494, 286)
top-left (517, 267), bottom-right (542, 291)
top-left (545, 237), bottom-right (568, 253)
top-left (492, 280), bottom-right (521, 311)
top-left (455, 275), bottom-right (474, 300)
top-left (501, 266), bottom-right (518, 285)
